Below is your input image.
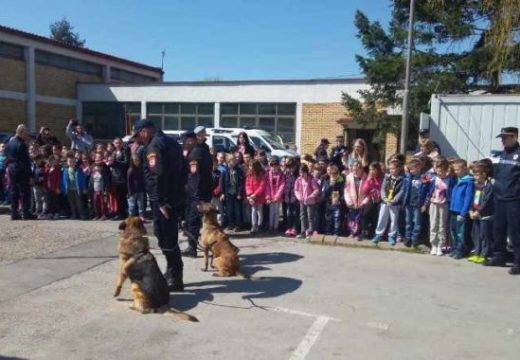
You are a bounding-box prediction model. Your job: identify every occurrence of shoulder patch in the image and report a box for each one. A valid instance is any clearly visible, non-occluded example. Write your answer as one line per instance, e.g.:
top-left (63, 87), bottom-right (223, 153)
top-left (147, 152), bottom-right (157, 168)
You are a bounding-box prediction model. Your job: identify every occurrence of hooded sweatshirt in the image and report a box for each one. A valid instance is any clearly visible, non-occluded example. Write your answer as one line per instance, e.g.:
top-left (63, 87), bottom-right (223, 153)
top-left (449, 174), bottom-right (474, 217)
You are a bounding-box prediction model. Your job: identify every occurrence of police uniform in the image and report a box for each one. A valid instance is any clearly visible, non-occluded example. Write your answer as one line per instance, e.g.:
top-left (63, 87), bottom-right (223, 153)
top-left (141, 123), bottom-right (187, 290)
top-left (182, 128), bottom-right (213, 256)
top-left (330, 144), bottom-right (348, 171)
top-left (489, 127), bottom-right (520, 273)
top-left (6, 135), bottom-right (33, 220)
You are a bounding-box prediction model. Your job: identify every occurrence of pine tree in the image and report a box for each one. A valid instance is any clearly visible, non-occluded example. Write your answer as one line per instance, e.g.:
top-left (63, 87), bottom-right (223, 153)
top-left (49, 17), bottom-right (85, 47)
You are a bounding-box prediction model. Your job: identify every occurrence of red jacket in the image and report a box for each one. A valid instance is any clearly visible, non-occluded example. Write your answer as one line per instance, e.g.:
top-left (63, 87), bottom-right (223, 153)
top-left (245, 174), bottom-right (266, 204)
top-left (45, 165), bottom-right (61, 193)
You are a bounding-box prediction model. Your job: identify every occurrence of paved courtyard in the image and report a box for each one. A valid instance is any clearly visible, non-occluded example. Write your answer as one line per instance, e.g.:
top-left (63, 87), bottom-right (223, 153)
top-left (1, 215), bottom-right (520, 360)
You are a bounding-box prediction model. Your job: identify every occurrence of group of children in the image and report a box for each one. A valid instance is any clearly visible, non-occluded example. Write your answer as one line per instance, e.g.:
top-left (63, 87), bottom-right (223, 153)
top-left (212, 146), bottom-right (496, 263)
top-left (0, 140), bottom-right (146, 222)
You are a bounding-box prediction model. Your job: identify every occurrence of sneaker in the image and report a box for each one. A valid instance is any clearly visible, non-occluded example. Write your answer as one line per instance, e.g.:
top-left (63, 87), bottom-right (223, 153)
top-left (285, 229), bottom-right (292, 236)
top-left (388, 236), bottom-right (397, 246)
top-left (484, 257), bottom-right (506, 267)
top-left (435, 247), bottom-right (443, 256)
top-left (100, 216), bottom-right (107, 221)
top-left (474, 256), bottom-right (486, 265)
top-left (290, 228), bottom-right (298, 236)
top-left (467, 255), bottom-right (479, 263)
top-left (372, 235), bottom-right (381, 244)
top-left (430, 246), bottom-right (437, 255)
top-left (508, 264), bottom-right (520, 275)
top-left (453, 253), bottom-right (464, 260)
top-left (92, 216), bottom-right (100, 221)
top-left (296, 233), bottom-right (305, 239)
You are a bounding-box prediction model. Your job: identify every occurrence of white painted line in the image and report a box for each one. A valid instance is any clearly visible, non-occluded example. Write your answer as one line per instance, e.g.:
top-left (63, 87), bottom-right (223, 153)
top-left (269, 306), bottom-right (339, 321)
top-left (289, 315), bottom-right (330, 360)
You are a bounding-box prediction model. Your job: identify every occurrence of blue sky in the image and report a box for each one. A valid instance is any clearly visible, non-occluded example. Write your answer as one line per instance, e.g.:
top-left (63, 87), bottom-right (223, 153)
top-left (0, 0), bottom-right (393, 81)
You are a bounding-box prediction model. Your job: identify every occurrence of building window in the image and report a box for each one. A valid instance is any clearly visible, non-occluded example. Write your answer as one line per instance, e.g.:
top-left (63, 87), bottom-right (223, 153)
top-left (147, 103), bottom-right (215, 130)
top-left (0, 41), bottom-right (24, 60)
top-left (35, 50), bottom-right (102, 76)
top-left (220, 103), bottom-right (296, 143)
top-left (83, 102), bottom-right (141, 139)
top-left (111, 68), bottom-right (157, 83)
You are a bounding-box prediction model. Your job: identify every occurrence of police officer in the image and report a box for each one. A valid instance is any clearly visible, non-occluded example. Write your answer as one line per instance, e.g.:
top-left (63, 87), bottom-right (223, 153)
top-left (182, 126), bottom-right (213, 257)
top-left (485, 127), bottom-right (520, 275)
top-left (6, 125), bottom-right (35, 221)
top-left (133, 119), bottom-right (187, 290)
top-left (330, 135), bottom-right (348, 171)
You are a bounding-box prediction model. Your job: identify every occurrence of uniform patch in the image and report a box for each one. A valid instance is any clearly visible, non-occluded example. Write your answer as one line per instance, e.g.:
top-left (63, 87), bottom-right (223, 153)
top-left (190, 163), bottom-right (198, 174)
top-left (514, 154), bottom-right (519, 160)
top-left (147, 152), bottom-right (157, 168)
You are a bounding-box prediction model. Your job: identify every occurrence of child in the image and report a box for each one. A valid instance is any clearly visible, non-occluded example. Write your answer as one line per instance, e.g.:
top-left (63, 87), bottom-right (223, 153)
top-left (222, 154), bottom-right (245, 232)
top-left (344, 161), bottom-right (367, 238)
top-left (90, 164), bottom-right (108, 220)
top-left (402, 158), bottom-right (430, 248)
top-left (127, 154), bottom-right (146, 222)
top-left (61, 154), bottom-right (88, 220)
top-left (283, 158), bottom-right (299, 237)
top-left (294, 164), bottom-right (320, 238)
top-left (44, 155), bottom-right (61, 219)
top-left (265, 157), bottom-right (286, 232)
top-left (321, 164), bottom-right (345, 236)
top-left (0, 143), bottom-right (6, 204)
top-left (211, 159), bottom-right (225, 226)
top-left (468, 161), bottom-right (494, 264)
top-left (372, 160), bottom-right (405, 245)
top-left (448, 159), bottom-right (474, 259)
top-left (32, 155), bottom-right (47, 218)
top-left (245, 160), bottom-right (266, 234)
top-left (425, 157), bottom-right (455, 255)
top-left (361, 162), bottom-right (383, 239)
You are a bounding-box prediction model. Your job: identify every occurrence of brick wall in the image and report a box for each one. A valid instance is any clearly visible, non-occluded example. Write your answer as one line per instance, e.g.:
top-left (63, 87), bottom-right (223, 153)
top-left (385, 132), bottom-right (398, 160)
top-left (301, 102), bottom-right (347, 155)
top-left (35, 64), bottom-right (102, 99)
top-left (0, 57), bottom-right (26, 92)
top-left (0, 98), bottom-right (26, 133)
top-left (36, 102), bottom-right (76, 144)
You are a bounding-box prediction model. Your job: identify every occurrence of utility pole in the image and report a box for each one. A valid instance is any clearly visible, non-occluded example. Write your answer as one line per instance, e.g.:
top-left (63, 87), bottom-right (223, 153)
top-left (400, 0), bottom-right (415, 154)
top-left (161, 49), bottom-right (166, 70)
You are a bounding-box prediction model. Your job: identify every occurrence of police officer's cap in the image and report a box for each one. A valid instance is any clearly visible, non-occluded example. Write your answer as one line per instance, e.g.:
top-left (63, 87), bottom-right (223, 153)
top-left (133, 118), bottom-right (155, 133)
top-left (182, 131), bottom-right (197, 140)
top-left (194, 126), bottom-right (206, 135)
top-left (496, 127), bottom-right (518, 138)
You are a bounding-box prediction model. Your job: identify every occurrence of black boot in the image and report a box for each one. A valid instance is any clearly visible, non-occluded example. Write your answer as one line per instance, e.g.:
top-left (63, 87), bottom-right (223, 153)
top-left (509, 264), bottom-right (520, 275)
top-left (181, 246), bottom-right (197, 258)
top-left (164, 269), bottom-right (184, 292)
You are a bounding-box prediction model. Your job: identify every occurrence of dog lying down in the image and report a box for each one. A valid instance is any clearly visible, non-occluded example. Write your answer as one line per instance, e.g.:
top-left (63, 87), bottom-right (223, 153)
top-left (199, 202), bottom-right (262, 280)
top-left (114, 217), bottom-right (198, 322)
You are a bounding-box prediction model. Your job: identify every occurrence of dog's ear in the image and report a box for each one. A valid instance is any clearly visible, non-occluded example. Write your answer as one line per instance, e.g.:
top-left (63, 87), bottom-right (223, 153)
top-left (118, 220), bottom-right (127, 231)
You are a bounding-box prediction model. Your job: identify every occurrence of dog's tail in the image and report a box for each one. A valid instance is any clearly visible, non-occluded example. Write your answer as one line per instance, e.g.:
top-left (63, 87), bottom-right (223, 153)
top-left (165, 308), bottom-right (199, 322)
top-left (237, 271), bottom-right (264, 281)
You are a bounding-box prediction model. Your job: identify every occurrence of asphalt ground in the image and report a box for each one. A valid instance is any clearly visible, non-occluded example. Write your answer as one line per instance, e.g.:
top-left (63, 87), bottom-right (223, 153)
top-left (1, 223), bottom-right (520, 360)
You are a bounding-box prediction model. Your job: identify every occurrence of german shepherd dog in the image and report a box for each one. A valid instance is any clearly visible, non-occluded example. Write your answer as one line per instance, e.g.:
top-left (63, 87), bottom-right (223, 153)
top-left (199, 203), bottom-right (261, 280)
top-left (114, 217), bottom-right (198, 322)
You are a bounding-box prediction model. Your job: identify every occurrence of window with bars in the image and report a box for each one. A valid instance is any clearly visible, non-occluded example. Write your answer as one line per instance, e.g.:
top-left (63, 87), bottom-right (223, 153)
top-left (220, 103), bottom-right (296, 143)
top-left (147, 103), bottom-right (215, 130)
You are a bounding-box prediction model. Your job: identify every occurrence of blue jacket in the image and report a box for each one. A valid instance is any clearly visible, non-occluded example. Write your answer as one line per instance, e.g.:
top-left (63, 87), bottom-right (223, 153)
top-left (221, 166), bottom-right (245, 199)
top-left (403, 173), bottom-right (430, 207)
top-left (449, 174), bottom-right (474, 217)
top-left (61, 166), bottom-right (88, 195)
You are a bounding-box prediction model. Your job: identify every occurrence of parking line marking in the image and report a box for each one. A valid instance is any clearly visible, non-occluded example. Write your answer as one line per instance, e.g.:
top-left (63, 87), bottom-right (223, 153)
top-left (270, 306), bottom-right (339, 321)
top-left (289, 315), bottom-right (330, 360)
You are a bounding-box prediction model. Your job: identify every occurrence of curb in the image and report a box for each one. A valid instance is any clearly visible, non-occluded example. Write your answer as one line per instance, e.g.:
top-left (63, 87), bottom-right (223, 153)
top-left (307, 234), bottom-right (430, 254)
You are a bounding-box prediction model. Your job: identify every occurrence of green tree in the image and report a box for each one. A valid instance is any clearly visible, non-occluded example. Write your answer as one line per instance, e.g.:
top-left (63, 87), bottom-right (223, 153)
top-left (344, 0), bottom-right (520, 153)
top-left (49, 17), bottom-right (85, 47)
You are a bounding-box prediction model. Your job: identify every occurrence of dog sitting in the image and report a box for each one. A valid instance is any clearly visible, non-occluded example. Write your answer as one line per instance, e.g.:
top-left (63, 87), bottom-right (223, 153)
top-left (199, 202), bottom-right (259, 279)
top-left (114, 217), bottom-right (198, 322)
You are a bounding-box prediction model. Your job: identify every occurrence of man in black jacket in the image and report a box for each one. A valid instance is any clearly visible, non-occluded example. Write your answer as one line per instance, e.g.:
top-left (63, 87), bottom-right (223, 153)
top-left (134, 119), bottom-right (187, 291)
top-left (486, 127), bottom-right (520, 275)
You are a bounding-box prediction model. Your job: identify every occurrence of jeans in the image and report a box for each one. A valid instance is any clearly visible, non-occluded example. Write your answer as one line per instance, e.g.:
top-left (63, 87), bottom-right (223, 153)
top-left (300, 203), bottom-right (315, 234)
top-left (375, 203), bottom-right (399, 238)
top-left (226, 195), bottom-right (243, 228)
top-left (268, 202), bottom-right (280, 230)
top-left (285, 202), bottom-right (299, 230)
top-left (405, 205), bottom-right (422, 244)
top-left (32, 185), bottom-right (47, 214)
top-left (471, 218), bottom-right (493, 257)
top-left (128, 192), bottom-right (145, 217)
top-left (450, 212), bottom-right (466, 256)
top-left (211, 197), bottom-right (224, 226)
top-left (251, 204), bottom-right (263, 230)
top-left (8, 165), bottom-right (30, 217)
top-left (361, 200), bottom-right (380, 237)
top-left (67, 191), bottom-right (87, 220)
top-left (326, 204), bottom-right (343, 235)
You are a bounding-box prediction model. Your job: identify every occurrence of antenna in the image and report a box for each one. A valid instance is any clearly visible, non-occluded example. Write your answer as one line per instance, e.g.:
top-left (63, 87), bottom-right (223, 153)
top-left (161, 49), bottom-right (166, 70)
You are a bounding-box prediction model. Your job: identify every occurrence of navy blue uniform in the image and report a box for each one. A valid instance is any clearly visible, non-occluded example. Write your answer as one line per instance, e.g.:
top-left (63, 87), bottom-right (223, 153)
top-left (6, 136), bottom-right (32, 219)
top-left (143, 130), bottom-right (187, 278)
top-left (492, 142), bottom-right (520, 265)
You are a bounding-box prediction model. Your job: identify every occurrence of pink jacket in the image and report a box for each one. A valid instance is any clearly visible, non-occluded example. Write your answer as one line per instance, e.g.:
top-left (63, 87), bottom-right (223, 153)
top-left (245, 174), bottom-right (266, 204)
top-left (344, 173), bottom-right (367, 208)
top-left (265, 169), bottom-right (286, 202)
top-left (294, 176), bottom-right (320, 205)
top-left (361, 176), bottom-right (383, 204)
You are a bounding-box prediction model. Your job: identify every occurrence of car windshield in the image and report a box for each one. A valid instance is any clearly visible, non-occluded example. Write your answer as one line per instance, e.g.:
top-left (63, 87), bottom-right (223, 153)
top-left (262, 133), bottom-right (286, 150)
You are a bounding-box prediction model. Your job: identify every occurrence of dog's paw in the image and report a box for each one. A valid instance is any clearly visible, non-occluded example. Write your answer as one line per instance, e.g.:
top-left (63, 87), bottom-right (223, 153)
top-left (210, 264), bottom-right (216, 269)
top-left (200, 268), bottom-right (207, 272)
top-left (113, 287), bottom-right (121, 297)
